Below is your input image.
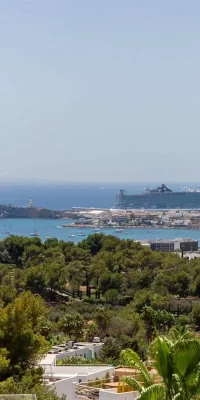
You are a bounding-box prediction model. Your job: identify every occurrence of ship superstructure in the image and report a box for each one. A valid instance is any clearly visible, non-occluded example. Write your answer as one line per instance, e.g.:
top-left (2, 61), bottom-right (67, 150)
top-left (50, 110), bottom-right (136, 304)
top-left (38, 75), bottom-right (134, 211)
top-left (116, 184), bottom-right (200, 209)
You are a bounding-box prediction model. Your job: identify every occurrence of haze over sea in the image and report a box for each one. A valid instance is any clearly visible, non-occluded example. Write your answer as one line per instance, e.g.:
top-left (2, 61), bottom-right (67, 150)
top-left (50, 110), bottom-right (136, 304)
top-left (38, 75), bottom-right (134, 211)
top-left (1, 182), bottom-right (200, 210)
top-left (0, 181), bottom-right (200, 244)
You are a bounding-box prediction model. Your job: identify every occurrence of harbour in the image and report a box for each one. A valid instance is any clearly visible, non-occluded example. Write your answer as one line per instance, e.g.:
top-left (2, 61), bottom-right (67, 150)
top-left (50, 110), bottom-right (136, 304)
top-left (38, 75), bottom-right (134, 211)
top-left (1, 218), bottom-right (200, 244)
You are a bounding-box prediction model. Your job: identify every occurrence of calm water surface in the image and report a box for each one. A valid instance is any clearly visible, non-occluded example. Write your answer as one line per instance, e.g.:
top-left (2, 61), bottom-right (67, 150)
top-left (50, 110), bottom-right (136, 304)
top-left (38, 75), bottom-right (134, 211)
top-left (1, 218), bottom-right (200, 244)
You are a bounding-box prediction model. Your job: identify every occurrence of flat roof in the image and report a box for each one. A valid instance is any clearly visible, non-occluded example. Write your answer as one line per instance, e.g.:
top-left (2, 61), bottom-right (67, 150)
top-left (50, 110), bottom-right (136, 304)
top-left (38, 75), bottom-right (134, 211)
top-left (39, 354), bottom-right (56, 365)
top-left (139, 238), bottom-right (198, 244)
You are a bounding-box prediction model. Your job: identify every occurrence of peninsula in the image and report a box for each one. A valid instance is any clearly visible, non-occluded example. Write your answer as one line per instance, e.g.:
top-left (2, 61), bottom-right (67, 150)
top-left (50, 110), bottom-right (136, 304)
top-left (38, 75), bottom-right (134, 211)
top-left (0, 203), bottom-right (69, 219)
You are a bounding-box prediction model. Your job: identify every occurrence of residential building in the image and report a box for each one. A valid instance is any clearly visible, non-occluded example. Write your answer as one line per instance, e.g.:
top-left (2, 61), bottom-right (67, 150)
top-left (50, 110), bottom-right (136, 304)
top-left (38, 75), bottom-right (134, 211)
top-left (44, 341), bottom-right (103, 361)
top-left (139, 238), bottom-right (199, 253)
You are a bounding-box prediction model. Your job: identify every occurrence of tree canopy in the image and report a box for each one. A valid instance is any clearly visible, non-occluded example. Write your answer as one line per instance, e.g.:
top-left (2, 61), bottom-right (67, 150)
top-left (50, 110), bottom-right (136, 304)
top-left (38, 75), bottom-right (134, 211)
top-left (0, 233), bottom-right (199, 398)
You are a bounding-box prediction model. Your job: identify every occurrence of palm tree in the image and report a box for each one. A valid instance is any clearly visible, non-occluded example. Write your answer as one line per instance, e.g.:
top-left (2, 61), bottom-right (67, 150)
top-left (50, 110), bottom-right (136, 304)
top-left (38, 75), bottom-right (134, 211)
top-left (120, 330), bottom-right (200, 400)
top-left (168, 325), bottom-right (193, 342)
top-left (60, 313), bottom-right (84, 340)
top-left (120, 348), bottom-right (154, 390)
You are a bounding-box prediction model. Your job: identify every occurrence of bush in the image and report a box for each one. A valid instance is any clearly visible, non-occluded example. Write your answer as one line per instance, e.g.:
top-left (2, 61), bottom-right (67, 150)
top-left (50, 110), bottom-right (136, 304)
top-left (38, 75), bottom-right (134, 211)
top-left (57, 356), bottom-right (104, 365)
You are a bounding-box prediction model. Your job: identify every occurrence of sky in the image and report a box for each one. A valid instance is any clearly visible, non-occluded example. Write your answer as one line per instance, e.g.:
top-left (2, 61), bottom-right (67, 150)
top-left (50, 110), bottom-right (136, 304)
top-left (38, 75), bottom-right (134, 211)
top-left (0, 0), bottom-right (200, 183)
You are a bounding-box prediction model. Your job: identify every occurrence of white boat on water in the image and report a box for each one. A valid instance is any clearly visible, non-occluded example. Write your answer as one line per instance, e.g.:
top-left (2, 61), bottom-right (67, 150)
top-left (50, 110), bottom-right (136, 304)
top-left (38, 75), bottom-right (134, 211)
top-left (93, 228), bottom-right (101, 232)
top-left (30, 231), bottom-right (39, 237)
top-left (78, 232), bottom-right (86, 236)
top-left (69, 228), bottom-right (76, 238)
top-left (30, 221), bottom-right (39, 237)
top-left (115, 228), bottom-right (124, 233)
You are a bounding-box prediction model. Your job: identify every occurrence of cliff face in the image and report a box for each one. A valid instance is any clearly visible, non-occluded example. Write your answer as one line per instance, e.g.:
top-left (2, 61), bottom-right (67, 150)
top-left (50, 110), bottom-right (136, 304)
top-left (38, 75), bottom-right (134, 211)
top-left (0, 205), bottom-right (66, 219)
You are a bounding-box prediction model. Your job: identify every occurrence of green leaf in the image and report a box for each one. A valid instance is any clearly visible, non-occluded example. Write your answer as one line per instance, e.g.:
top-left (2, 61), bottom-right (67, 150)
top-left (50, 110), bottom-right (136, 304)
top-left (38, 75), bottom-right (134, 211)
top-left (173, 339), bottom-right (200, 378)
top-left (120, 349), bottom-right (153, 387)
top-left (138, 384), bottom-right (166, 400)
top-left (120, 376), bottom-right (143, 393)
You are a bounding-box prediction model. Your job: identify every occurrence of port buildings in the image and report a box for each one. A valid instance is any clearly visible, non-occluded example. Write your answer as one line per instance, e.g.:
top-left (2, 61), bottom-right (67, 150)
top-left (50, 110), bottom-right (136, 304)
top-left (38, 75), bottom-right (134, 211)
top-left (70, 207), bottom-right (200, 229)
top-left (139, 238), bottom-right (198, 252)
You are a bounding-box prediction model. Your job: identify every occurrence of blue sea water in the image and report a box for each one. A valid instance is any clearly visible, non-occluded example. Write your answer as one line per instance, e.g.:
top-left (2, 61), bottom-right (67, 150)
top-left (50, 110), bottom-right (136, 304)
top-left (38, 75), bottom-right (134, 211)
top-left (0, 181), bottom-right (199, 209)
top-left (0, 181), bottom-right (200, 243)
top-left (1, 219), bottom-right (200, 244)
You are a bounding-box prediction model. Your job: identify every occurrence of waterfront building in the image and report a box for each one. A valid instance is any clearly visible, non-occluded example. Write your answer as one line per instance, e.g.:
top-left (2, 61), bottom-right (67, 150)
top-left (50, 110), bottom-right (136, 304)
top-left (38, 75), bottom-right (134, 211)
top-left (150, 240), bottom-right (175, 252)
top-left (179, 251), bottom-right (200, 260)
top-left (111, 214), bottom-right (128, 223)
top-left (139, 238), bottom-right (198, 252)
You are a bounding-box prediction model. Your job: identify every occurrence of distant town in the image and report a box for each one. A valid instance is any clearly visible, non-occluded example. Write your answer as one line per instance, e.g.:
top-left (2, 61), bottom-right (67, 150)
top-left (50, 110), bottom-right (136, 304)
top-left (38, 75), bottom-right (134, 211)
top-left (2, 197), bottom-right (200, 231)
top-left (62, 208), bottom-right (200, 230)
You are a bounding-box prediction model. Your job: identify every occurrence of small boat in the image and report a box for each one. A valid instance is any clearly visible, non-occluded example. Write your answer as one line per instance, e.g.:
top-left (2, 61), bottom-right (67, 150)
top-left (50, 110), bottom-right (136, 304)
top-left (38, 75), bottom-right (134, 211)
top-left (115, 228), bottom-right (124, 233)
top-left (30, 221), bottom-right (39, 237)
top-left (30, 231), bottom-right (39, 237)
top-left (92, 228), bottom-right (101, 232)
top-left (69, 228), bottom-right (75, 238)
top-left (78, 232), bottom-right (86, 237)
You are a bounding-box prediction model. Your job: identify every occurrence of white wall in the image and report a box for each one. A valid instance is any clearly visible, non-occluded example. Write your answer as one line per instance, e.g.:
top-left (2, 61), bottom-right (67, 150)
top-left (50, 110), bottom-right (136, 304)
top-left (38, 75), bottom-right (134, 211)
top-left (85, 367), bottom-right (115, 382)
top-left (99, 389), bottom-right (139, 400)
top-left (50, 376), bottom-right (77, 399)
top-left (55, 343), bottom-right (103, 360)
top-left (45, 365), bottom-right (115, 399)
top-left (84, 343), bottom-right (103, 357)
top-left (56, 348), bottom-right (90, 360)
top-left (44, 365), bottom-right (114, 376)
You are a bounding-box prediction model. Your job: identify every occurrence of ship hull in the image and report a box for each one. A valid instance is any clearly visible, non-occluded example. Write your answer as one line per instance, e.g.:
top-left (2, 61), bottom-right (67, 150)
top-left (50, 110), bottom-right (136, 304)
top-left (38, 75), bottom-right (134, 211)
top-left (116, 192), bottom-right (200, 209)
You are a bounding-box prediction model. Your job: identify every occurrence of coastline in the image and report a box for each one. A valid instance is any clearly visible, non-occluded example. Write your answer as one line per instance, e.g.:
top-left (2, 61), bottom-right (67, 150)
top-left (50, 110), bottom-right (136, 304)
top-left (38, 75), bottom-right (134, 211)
top-left (0, 218), bottom-right (199, 243)
top-left (59, 223), bottom-right (200, 230)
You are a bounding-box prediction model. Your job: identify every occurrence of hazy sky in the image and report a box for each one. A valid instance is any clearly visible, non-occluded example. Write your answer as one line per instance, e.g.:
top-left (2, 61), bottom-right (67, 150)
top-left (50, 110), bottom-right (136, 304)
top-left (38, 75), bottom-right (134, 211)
top-left (1, 0), bottom-right (200, 183)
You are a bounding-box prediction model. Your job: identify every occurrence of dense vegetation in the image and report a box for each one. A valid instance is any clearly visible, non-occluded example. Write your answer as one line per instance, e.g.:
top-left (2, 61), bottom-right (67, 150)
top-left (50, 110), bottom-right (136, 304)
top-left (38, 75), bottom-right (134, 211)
top-left (0, 233), bottom-right (200, 397)
top-left (121, 326), bottom-right (200, 400)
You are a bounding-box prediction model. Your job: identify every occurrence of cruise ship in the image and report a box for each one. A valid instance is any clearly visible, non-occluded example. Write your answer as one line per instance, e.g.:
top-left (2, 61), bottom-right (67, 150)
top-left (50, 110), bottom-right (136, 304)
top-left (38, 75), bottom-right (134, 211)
top-left (116, 184), bottom-right (200, 209)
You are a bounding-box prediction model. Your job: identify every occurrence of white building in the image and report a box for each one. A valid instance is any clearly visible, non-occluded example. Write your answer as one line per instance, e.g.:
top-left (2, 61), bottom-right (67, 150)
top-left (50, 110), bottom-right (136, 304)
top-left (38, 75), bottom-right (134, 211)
top-left (178, 251), bottom-right (200, 260)
top-left (99, 389), bottom-right (139, 400)
top-left (46, 341), bottom-right (103, 361)
top-left (39, 343), bottom-right (139, 400)
top-left (42, 364), bottom-right (115, 399)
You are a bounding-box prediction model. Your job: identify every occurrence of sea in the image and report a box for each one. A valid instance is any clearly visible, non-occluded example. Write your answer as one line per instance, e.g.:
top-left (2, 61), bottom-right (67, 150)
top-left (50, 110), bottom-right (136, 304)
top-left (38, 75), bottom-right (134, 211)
top-left (1, 181), bottom-right (200, 244)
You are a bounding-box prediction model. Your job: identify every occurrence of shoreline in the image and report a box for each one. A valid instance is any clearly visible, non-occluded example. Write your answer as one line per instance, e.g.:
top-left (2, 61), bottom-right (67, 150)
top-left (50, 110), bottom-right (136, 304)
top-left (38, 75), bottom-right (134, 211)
top-left (59, 224), bottom-right (200, 230)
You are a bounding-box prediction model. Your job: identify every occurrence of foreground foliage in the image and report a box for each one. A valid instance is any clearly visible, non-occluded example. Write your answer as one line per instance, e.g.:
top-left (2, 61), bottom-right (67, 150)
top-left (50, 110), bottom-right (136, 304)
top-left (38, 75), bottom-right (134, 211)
top-left (0, 291), bottom-right (63, 400)
top-left (121, 327), bottom-right (200, 400)
top-left (0, 234), bottom-right (200, 398)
